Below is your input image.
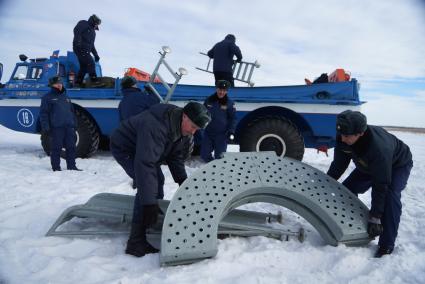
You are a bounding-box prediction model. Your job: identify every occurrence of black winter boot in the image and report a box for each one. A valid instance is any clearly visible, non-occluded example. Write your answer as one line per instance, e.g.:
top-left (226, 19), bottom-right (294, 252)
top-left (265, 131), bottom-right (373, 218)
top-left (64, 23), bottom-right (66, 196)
top-left (125, 223), bottom-right (159, 257)
top-left (374, 246), bottom-right (394, 258)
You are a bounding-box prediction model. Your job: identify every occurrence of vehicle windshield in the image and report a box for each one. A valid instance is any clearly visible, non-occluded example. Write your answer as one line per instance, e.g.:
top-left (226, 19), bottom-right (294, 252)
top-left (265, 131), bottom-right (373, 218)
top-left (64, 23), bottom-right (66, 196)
top-left (12, 65), bottom-right (28, 80)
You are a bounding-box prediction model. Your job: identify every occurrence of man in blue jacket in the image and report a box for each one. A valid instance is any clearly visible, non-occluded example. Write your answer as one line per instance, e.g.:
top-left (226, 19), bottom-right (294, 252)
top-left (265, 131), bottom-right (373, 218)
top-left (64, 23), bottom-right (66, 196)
top-left (207, 34), bottom-right (242, 87)
top-left (118, 76), bottom-right (160, 121)
top-left (327, 110), bottom-right (413, 257)
top-left (110, 102), bottom-right (211, 257)
top-left (39, 76), bottom-right (80, 171)
top-left (73, 14), bottom-right (102, 87)
top-left (201, 80), bottom-right (236, 162)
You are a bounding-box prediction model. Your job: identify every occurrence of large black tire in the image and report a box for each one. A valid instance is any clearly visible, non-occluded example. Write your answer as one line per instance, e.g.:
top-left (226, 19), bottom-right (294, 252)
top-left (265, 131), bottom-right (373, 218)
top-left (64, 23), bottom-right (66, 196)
top-left (239, 117), bottom-right (305, 160)
top-left (40, 109), bottom-right (100, 158)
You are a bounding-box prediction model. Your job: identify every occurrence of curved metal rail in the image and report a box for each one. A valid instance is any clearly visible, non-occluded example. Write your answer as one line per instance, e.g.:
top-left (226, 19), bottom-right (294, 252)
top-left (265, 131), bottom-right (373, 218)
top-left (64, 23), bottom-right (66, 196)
top-left (160, 152), bottom-right (370, 266)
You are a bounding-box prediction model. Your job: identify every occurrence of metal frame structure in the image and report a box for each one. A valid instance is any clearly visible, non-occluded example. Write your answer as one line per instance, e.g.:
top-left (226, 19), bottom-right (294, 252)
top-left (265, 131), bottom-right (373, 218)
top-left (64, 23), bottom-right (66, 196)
top-left (160, 152), bottom-right (370, 265)
top-left (46, 152), bottom-right (371, 267)
top-left (145, 46), bottom-right (188, 103)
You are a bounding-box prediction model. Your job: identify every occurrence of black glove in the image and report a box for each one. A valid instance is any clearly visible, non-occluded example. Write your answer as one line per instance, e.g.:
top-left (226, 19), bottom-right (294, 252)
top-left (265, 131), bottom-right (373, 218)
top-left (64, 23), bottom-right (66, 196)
top-left (142, 204), bottom-right (159, 227)
top-left (94, 55), bottom-right (100, 62)
top-left (367, 216), bottom-right (383, 238)
top-left (177, 177), bottom-right (187, 186)
top-left (41, 129), bottom-right (50, 136)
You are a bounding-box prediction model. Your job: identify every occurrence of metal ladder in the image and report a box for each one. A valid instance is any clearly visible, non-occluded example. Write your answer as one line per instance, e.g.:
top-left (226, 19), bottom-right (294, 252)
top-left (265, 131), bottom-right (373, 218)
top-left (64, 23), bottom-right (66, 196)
top-left (145, 46), bottom-right (188, 103)
top-left (196, 52), bottom-right (260, 87)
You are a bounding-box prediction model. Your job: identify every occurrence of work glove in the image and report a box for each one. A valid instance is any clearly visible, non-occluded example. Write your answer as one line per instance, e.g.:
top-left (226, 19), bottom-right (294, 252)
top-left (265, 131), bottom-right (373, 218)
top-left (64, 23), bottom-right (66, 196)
top-left (177, 177), bottom-right (186, 186)
top-left (94, 55), bottom-right (100, 62)
top-left (142, 204), bottom-right (159, 227)
top-left (367, 216), bottom-right (383, 238)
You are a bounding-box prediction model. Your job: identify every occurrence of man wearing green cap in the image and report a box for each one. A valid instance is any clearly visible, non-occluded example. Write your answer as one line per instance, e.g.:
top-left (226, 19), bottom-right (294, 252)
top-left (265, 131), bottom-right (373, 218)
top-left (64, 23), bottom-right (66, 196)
top-left (110, 102), bottom-right (211, 257)
top-left (327, 110), bottom-right (413, 257)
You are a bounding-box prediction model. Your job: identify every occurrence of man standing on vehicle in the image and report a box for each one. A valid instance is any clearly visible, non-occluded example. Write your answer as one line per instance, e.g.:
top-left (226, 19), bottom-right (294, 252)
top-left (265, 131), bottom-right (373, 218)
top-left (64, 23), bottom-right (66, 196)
top-left (207, 34), bottom-right (242, 87)
top-left (118, 76), bottom-right (160, 121)
top-left (110, 102), bottom-right (211, 257)
top-left (327, 110), bottom-right (413, 257)
top-left (39, 76), bottom-right (81, 171)
top-left (72, 14), bottom-right (102, 87)
top-left (201, 80), bottom-right (236, 162)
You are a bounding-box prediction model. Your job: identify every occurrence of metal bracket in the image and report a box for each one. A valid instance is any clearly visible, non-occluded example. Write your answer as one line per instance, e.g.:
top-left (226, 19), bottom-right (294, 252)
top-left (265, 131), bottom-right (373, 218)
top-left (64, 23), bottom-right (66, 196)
top-left (145, 46), bottom-right (187, 103)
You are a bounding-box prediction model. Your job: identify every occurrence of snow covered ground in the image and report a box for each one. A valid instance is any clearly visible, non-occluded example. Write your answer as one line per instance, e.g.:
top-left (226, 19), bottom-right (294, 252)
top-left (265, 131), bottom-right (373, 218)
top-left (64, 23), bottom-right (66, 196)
top-left (0, 125), bottom-right (424, 284)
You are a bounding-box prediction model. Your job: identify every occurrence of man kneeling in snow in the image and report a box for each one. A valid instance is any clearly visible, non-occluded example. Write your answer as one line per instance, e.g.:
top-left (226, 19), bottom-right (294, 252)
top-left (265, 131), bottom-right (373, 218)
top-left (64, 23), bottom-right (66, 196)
top-left (327, 110), bottom-right (413, 258)
top-left (110, 102), bottom-right (211, 257)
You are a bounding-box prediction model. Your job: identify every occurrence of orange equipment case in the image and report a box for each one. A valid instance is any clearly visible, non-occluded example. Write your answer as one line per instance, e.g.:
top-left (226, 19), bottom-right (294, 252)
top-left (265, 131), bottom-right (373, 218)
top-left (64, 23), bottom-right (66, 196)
top-left (328, 68), bottom-right (351, 82)
top-left (124, 67), bottom-right (161, 83)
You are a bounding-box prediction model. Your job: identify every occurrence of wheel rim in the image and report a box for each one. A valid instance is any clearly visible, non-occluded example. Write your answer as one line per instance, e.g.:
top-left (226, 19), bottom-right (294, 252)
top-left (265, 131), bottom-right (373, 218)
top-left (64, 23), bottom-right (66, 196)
top-left (256, 134), bottom-right (286, 157)
top-left (61, 130), bottom-right (80, 151)
top-left (75, 130), bottom-right (80, 147)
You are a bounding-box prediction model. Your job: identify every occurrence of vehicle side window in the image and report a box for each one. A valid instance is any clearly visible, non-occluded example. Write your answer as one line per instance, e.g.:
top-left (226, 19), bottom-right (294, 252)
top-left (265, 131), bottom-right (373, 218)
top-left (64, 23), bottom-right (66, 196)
top-left (29, 66), bottom-right (43, 79)
top-left (13, 65), bottom-right (28, 80)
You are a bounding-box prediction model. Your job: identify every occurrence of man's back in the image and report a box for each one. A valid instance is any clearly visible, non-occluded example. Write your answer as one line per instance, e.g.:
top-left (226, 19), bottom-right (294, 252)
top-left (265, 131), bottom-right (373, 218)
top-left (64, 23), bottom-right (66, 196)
top-left (208, 34), bottom-right (242, 73)
top-left (118, 87), bottom-right (160, 121)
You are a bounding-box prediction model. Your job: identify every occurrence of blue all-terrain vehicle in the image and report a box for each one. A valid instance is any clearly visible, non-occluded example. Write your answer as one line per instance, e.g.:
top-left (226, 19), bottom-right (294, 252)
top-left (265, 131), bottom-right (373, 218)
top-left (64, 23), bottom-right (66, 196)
top-left (0, 47), bottom-right (362, 160)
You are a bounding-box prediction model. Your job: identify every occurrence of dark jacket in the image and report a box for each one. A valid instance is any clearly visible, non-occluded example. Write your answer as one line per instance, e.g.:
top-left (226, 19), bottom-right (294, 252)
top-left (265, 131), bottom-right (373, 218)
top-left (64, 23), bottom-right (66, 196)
top-left (204, 93), bottom-right (236, 135)
top-left (111, 104), bottom-right (190, 204)
top-left (73, 18), bottom-right (98, 57)
top-left (207, 35), bottom-right (242, 73)
top-left (327, 125), bottom-right (412, 216)
top-left (118, 87), bottom-right (160, 121)
top-left (39, 87), bottom-right (76, 131)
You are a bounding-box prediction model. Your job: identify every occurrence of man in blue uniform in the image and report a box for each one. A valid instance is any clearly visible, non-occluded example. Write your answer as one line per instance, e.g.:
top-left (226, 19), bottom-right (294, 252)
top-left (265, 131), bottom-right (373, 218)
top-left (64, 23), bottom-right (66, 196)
top-left (327, 110), bottom-right (413, 257)
top-left (73, 14), bottom-right (102, 86)
top-left (201, 80), bottom-right (236, 162)
top-left (118, 76), bottom-right (160, 121)
top-left (39, 76), bottom-right (81, 171)
top-left (110, 102), bottom-right (211, 257)
top-left (207, 34), bottom-right (242, 87)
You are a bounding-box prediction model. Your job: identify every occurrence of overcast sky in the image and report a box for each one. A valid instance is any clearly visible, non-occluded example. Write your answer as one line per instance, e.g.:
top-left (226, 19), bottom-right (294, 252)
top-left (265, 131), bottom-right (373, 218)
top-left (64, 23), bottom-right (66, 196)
top-left (1, 0), bottom-right (424, 127)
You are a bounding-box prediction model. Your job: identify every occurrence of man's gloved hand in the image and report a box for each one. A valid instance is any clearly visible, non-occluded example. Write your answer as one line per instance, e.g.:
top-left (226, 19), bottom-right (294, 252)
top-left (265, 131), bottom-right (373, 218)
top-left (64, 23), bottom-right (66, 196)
top-left (367, 216), bottom-right (383, 238)
top-left (177, 177), bottom-right (186, 186)
top-left (94, 55), bottom-right (100, 62)
top-left (142, 204), bottom-right (159, 227)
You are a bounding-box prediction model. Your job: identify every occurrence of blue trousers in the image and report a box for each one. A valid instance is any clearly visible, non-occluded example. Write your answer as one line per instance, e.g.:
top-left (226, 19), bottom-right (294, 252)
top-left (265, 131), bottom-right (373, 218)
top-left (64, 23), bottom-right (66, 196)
top-left (110, 143), bottom-right (164, 223)
top-left (200, 131), bottom-right (228, 163)
top-left (50, 127), bottom-right (76, 170)
top-left (342, 161), bottom-right (413, 249)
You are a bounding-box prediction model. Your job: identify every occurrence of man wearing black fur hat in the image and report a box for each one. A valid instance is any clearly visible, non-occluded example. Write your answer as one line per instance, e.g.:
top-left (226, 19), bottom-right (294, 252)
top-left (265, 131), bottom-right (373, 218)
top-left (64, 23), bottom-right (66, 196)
top-left (110, 102), bottom-right (211, 257)
top-left (73, 14), bottom-right (102, 87)
top-left (207, 34), bottom-right (242, 87)
top-left (327, 110), bottom-right (413, 257)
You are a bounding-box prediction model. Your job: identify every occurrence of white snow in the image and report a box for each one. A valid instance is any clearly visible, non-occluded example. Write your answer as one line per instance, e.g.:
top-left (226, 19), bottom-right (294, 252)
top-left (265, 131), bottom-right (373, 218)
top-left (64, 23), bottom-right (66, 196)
top-left (0, 125), bottom-right (424, 284)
